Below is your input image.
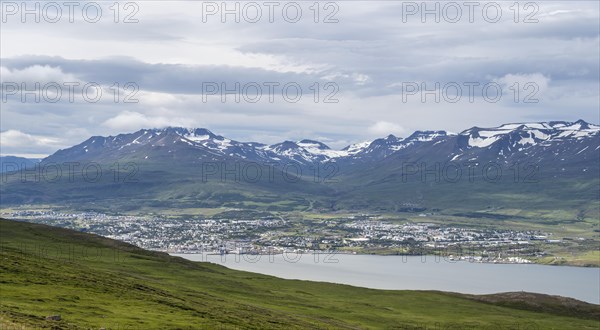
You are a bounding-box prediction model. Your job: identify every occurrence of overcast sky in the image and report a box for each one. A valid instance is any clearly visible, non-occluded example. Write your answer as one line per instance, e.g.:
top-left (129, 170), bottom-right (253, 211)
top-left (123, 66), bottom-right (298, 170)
top-left (1, 1), bottom-right (599, 157)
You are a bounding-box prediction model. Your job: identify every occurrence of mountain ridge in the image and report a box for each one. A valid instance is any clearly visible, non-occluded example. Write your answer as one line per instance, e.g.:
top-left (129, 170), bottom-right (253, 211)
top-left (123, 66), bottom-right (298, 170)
top-left (40, 119), bottom-right (600, 166)
top-left (1, 120), bottom-right (598, 212)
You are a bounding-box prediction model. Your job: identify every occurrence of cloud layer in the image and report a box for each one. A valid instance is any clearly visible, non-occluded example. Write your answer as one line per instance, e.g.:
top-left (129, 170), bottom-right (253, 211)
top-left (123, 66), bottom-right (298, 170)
top-left (1, 1), bottom-right (598, 156)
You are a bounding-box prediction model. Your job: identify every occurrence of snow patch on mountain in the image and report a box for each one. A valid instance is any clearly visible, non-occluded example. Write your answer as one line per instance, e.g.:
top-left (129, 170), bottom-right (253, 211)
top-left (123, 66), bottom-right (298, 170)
top-left (463, 120), bottom-right (599, 149)
top-left (343, 141), bottom-right (371, 155)
top-left (296, 140), bottom-right (349, 158)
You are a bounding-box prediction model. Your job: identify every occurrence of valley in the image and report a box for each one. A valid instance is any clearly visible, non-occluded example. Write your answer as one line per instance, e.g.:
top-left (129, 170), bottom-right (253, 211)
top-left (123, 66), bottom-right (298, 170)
top-left (3, 3), bottom-right (599, 328)
top-left (1, 120), bottom-right (598, 328)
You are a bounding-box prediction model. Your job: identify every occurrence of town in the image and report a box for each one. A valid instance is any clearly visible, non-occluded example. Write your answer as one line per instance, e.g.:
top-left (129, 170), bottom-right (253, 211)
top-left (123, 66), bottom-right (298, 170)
top-left (1, 209), bottom-right (562, 264)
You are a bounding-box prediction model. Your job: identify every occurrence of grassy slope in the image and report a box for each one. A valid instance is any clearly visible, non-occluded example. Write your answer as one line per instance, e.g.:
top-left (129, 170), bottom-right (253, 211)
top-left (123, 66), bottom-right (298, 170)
top-left (0, 219), bottom-right (598, 329)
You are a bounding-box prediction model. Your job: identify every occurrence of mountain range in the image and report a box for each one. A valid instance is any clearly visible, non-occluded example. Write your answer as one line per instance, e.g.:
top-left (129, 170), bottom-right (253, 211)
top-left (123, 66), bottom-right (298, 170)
top-left (1, 120), bottom-right (598, 214)
top-left (37, 119), bottom-right (597, 167)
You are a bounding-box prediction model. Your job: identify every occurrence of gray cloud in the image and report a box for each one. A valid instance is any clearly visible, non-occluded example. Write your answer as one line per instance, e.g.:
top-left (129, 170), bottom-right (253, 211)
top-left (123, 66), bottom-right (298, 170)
top-left (1, 1), bottom-right (598, 156)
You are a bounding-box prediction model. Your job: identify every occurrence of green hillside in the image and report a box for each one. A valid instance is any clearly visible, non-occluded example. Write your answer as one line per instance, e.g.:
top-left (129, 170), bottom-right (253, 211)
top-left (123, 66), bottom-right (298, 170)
top-left (0, 219), bottom-right (598, 329)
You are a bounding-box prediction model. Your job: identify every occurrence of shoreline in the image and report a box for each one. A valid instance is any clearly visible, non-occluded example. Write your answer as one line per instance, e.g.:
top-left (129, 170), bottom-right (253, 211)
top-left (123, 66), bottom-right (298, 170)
top-left (168, 250), bottom-right (600, 268)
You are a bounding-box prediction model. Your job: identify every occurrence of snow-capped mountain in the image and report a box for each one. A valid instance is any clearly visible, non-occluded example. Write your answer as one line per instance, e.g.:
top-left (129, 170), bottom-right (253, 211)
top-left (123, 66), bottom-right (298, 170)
top-left (444, 120), bottom-right (600, 164)
top-left (338, 131), bottom-right (455, 164)
top-left (45, 120), bottom-right (599, 169)
top-left (4, 120), bottom-right (598, 212)
top-left (260, 140), bottom-right (343, 163)
top-left (460, 120), bottom-right (598, 149)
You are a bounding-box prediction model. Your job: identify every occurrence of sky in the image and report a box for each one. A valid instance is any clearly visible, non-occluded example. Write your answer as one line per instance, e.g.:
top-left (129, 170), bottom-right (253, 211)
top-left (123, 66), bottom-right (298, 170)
top-left (1, 0), bottom-right (599, 157)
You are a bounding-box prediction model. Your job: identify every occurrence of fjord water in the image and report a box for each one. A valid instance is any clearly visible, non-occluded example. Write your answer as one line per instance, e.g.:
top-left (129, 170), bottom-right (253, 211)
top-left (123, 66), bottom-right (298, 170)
top-left (174, 253), bottom-right (600, 304)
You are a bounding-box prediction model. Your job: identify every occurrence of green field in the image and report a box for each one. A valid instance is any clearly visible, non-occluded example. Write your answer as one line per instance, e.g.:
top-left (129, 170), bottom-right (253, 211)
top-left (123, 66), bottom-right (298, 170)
top-left (0, 219), bottom-right (599, 329)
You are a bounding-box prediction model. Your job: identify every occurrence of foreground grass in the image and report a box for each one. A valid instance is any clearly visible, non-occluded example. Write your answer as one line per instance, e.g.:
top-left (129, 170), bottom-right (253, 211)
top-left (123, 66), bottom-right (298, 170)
top-left (0, 219), bottom-right (598, 329)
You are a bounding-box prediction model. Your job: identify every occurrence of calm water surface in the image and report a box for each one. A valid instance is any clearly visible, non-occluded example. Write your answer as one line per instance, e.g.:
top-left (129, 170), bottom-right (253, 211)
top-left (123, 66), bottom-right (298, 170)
top-left (173, 253), bottom-right (600, 304)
